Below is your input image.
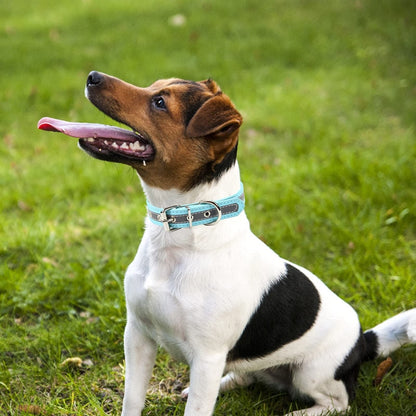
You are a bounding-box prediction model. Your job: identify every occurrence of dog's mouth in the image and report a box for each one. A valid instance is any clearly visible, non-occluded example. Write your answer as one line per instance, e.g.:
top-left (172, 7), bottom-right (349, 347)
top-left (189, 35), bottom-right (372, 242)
top-left (37, 117), bottom-right (155, 165)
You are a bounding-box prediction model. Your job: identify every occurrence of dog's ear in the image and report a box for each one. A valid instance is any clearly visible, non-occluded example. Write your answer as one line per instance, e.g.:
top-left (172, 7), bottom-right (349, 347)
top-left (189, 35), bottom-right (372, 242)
top-left (185, 93), bottom-right (242, 139)
top-left (201, 78), bottom-right (221, 94)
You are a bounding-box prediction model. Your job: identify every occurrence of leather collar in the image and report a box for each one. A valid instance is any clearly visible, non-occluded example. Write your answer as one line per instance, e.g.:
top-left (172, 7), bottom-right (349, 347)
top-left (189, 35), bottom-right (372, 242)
top-left (147, 183), bottom-right (245, 231)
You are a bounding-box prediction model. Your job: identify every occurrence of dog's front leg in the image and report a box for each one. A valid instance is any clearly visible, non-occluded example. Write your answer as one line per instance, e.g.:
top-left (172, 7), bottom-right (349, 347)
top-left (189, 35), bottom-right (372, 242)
top-left (183, 352), bottom-right (227, 416)
top-left (122, 321), bottom-right (157, 416)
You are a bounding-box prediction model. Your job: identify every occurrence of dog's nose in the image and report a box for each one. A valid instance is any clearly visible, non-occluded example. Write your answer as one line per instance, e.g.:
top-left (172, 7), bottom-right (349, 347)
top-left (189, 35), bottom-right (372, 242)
top-left (87, 71), bottom-right (103, 87)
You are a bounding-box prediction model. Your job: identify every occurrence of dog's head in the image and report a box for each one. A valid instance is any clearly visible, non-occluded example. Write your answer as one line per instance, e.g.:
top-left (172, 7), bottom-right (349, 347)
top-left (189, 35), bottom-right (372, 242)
top-left (38, 72), bottom-right (242, 191)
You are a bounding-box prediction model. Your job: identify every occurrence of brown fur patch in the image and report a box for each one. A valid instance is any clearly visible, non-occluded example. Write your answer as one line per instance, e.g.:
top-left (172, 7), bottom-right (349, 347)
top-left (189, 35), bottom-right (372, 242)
top-left (87, 73), bottom-right (243, 191)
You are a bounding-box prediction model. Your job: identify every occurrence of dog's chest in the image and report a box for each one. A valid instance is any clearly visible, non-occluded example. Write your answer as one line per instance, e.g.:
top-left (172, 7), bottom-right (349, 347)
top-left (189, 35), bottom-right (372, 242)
top-left (126, 247), bottom-right (206, 360)
top-left (125, 229), bottom-right (283, 362)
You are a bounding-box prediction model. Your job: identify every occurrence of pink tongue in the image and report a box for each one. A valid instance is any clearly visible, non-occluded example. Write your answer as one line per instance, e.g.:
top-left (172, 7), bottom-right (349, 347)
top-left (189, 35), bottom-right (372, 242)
top-left (37, 117), bottom-right (140, 141)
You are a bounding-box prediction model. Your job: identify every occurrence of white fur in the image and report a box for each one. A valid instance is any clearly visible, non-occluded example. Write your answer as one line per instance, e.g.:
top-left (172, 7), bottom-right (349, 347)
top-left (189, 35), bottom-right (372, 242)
top-left (121, 163), bottom-right (416, 416)
top-left (367, 309), bottom-right (416, 357)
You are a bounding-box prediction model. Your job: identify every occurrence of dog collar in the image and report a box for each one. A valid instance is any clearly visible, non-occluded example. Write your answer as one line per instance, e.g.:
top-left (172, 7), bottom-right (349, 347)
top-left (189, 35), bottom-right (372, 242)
top-left (147, 183), bottom-right (245, 231)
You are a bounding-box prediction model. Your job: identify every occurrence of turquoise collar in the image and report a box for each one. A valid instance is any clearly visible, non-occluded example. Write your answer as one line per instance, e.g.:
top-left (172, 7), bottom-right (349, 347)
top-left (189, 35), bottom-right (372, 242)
top-left (147, 183), bottom-right (245, 231)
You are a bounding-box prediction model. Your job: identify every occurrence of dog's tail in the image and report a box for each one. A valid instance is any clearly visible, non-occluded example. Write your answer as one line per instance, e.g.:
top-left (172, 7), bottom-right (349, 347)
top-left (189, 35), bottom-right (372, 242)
top-left (362, 308), bottom-right (416, 361)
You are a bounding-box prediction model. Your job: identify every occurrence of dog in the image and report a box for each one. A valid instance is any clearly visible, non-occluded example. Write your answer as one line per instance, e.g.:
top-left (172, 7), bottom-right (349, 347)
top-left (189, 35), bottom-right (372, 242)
top-left (38, 71), bottom-right (416, 416)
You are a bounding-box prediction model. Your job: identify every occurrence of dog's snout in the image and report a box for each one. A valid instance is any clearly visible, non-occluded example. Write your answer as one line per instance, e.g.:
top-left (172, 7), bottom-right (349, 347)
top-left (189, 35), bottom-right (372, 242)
top-left (87, 71), bottom-right (104, 87)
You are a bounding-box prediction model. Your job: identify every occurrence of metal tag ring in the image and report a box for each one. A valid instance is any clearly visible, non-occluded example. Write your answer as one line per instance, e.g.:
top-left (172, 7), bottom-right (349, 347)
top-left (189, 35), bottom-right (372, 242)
top-left (199, 200), bottom-right (222, 226)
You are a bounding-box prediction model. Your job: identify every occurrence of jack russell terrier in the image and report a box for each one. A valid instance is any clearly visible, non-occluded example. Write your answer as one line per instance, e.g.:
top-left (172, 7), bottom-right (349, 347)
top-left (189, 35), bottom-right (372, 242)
top-left (38, 71), bottom-right (416, 416)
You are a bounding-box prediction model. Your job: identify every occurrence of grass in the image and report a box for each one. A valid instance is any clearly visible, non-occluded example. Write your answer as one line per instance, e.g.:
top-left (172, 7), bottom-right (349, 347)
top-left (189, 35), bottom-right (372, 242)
top-left (1, 0), bottom-right (415, 414)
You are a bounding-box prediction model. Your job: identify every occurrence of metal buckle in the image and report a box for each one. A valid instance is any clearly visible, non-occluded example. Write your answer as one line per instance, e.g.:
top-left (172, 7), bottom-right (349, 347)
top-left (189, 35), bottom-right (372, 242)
top-left (157, 201), bottom-right (222, 231)
top-left (199, 200), bottom-right (222, 226)
top-left (158, 205), bottom-right (180, 231)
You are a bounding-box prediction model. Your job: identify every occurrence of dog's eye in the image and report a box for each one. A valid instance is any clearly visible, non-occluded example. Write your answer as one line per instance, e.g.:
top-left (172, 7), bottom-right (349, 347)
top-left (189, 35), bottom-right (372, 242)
top-left (153, 96), bottom-right (166, 110)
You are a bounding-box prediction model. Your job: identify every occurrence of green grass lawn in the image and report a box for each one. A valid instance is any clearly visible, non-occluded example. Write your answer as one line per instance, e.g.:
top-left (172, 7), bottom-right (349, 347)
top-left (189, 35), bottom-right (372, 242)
top-left (1, 0), bottom-right (415, 415)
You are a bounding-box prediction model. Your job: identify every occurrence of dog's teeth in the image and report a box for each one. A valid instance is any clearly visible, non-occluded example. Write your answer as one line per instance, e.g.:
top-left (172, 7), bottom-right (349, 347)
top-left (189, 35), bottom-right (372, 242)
top-left (142, 160), bottom-right (146, 166)
top-left (111, 142), bottom-right (119, 149)
top-left (120, 142), bottom-right (129, 150)
top-left (86, 138), bottom-right (94, 143)
top-left (130, 141), bottom-right (145, 151)
top-left (104, 140), bottom-right (109, 145)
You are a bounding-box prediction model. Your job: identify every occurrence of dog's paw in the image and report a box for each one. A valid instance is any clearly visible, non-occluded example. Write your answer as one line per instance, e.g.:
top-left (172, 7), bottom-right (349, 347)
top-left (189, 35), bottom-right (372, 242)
top-left (180, 387), bottom-right (189, 400)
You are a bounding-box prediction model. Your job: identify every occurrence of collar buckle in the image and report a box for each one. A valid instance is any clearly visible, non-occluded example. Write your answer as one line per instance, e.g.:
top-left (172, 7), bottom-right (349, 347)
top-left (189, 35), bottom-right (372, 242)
top-left (158, 205), bottom-right (180, 231)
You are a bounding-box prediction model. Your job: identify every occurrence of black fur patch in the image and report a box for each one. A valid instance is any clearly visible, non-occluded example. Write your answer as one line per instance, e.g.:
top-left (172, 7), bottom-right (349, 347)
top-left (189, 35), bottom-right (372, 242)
top-left (362, 330), bottom-right (379, 361)
top-left (187, 144), bottom-right (238, 190)
top-left (334, 331), bottom-right (365, 401)
top-left (181, 86), bottom-right (210, 126)
top-left (334, 329), bottom-right (379, 401)
top-left (227, 263), bottom-right (321, 362)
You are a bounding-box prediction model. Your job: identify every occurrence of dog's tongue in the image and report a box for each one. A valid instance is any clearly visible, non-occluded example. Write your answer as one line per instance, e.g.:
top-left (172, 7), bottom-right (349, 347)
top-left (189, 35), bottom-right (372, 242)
top-left (37, 117), bottom-right (139, 141)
